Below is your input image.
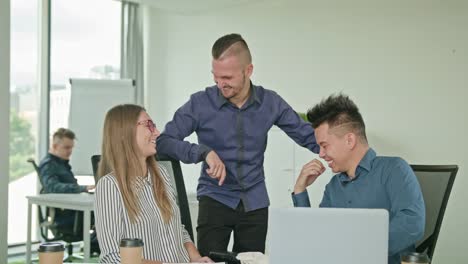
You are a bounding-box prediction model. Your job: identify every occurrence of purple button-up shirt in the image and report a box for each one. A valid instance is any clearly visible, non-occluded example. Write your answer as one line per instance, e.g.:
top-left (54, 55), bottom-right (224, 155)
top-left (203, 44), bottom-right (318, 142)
top-left (157, 84), bottom-right (319, 211)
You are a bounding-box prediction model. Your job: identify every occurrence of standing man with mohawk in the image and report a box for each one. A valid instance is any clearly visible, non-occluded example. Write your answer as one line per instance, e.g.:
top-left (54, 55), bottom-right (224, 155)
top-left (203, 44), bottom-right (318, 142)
top-left (157, 33), bottom-right (319, 256)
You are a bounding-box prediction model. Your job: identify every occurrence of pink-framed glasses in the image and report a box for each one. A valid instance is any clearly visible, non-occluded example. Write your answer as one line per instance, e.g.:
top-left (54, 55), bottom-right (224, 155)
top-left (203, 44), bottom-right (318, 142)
top-left (137, 119), bottom-right (156, 133)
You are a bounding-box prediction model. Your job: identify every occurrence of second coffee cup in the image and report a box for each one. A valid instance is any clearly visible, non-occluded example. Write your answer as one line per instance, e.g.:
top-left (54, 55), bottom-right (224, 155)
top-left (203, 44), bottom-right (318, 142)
top-left (401, 252), bottom-right (430, 264)
top-left (120, 238), bottom-right (144, 264)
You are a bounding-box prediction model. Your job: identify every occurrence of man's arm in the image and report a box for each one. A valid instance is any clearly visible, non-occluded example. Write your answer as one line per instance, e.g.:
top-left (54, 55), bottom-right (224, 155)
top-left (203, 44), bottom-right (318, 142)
top-left (157, 97), bottom-right (212, 164)
top-left (386, 158), bottom-right (425, 256)
top-left (40, 162), bottom-right (87, 193)
top-left (157, 96), bottom-right (227, 184)
top-left (274, 94), bottom-right (319, 153)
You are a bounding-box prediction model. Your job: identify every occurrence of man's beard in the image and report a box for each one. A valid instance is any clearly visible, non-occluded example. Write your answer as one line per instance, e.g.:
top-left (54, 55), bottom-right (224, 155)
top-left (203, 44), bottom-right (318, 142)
top-left (222, 72), bottom-right (246, 100)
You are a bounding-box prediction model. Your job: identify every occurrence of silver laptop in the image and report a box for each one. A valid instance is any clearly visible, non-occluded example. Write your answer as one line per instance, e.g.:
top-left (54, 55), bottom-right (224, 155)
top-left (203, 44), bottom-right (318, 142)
top-left (268, 208), bottom-right (388, 264)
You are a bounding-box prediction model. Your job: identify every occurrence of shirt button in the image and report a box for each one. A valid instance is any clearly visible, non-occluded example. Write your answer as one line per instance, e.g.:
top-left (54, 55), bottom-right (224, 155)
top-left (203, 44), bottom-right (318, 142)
top-left (348, 201), bottom-right (352, 204)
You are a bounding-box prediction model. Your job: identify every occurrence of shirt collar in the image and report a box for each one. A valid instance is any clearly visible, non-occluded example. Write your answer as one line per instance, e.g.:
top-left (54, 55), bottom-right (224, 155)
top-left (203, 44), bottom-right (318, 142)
top-left (358, 148), bottom-right (376, 172)
top-left (216, 82), bottom-right (261, 109)
top-left (136, 170), bottom-right (153, 186)
top-left (130, 168), bottom-right (152, 190)
top-left (48, 152), bottom-right (69, 165)
top-left (338, 148), bottom-right (376, 182)
top-left (146, 171), bottom-right (153, 185)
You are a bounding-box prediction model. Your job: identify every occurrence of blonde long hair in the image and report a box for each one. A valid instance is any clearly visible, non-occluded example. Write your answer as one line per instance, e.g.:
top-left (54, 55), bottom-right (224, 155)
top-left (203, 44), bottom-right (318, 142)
top-left (97, 104), bottom-right (172, 223)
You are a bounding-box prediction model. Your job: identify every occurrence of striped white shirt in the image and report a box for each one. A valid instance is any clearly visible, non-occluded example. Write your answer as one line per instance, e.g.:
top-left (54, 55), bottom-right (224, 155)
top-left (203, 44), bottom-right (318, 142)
top-left (95, 166), bottom-right (192, 263)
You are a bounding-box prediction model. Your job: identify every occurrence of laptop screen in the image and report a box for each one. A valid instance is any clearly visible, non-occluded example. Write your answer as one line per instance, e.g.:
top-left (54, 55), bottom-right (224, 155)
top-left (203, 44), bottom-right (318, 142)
top-left (268, 208), bottom-right (388, 264)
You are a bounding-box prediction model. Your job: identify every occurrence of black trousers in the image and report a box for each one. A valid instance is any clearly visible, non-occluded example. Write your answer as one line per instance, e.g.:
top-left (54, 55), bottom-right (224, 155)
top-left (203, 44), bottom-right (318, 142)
top-left (197, 196), bottom-right (268, 257)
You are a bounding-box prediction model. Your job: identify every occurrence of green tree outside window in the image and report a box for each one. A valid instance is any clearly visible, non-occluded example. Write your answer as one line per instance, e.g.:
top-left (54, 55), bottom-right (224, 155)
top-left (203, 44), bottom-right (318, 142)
top-left (9, 110), bottom-right (35, 181)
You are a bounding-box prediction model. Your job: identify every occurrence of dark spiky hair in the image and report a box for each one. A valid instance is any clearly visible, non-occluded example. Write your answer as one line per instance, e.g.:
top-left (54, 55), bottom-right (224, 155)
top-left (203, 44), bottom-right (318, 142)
top-left (307, 94), bottom-right (367, 142)
top-left (212, 33), bottom-right (251, 63)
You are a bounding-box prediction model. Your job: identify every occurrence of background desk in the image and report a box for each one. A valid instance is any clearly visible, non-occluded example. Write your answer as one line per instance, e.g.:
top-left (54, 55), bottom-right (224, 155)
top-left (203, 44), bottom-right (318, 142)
top-left (26, 193), bottom-right (94, 264)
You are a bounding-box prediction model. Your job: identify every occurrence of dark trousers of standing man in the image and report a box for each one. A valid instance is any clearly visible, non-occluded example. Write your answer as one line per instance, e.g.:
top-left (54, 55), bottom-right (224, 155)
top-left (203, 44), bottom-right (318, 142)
top-left (197, 196), bottom-right (268, 257)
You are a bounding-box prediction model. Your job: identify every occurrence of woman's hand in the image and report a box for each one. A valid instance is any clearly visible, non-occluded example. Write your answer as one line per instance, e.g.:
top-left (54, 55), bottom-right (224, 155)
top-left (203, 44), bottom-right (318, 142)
top-left (184, 241), bottom-right (214, 263)
top-left (142, 260), bottom-right (163, 264)
top-left (191, 256), bottom-right (214, 263)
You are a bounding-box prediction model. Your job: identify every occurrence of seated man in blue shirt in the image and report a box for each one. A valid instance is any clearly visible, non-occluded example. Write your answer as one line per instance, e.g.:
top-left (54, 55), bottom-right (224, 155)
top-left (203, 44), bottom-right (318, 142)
top-left (291, 94), bottom-right (425, 264)
top-left (39, 128), bottom-right (98, 252)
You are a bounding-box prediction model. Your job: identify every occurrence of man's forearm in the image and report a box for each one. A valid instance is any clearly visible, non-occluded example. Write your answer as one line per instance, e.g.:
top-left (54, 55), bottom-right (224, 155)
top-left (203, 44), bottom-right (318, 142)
top-left (157, 134), bottom-right (210, 164)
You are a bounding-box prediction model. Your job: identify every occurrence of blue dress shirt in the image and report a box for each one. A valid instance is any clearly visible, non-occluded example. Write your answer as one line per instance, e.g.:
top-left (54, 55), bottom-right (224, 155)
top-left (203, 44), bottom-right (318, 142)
top-left (157, 84), bottom-right (319, 212)
top-left (292, 148), bottom-right (425, 264)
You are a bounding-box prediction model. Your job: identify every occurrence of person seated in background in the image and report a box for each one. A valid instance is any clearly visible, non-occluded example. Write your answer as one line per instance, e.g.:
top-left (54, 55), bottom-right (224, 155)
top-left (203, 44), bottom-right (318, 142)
top-left (39, 128), bottom-right (95, 194)
top-left (291, 94), bottom-right (425, 264)
top-left (39, 127), bottom-right (99, 253)
top-left (94, 104), bottom-right (213, 264)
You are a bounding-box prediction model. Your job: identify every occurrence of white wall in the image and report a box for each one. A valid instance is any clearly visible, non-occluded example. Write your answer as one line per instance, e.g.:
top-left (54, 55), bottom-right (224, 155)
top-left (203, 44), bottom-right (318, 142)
top-left (0, 0), bottom-right (11, 261)
top-left (145, 0), bottom-right (468, 262)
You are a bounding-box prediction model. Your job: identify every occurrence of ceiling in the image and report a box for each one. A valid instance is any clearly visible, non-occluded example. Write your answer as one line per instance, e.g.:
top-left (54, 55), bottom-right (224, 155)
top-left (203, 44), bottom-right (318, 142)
top-left (118, 0), bottom-right (262, 14)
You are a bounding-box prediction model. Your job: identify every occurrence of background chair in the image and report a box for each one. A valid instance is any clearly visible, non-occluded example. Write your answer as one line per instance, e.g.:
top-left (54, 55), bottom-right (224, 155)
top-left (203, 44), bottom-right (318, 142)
top-left (411, 164), bottom-right (458, 259)
top-left (27, 158), bottom-right (83, 261)
top-left (91, 153), bottom-right (194, 241)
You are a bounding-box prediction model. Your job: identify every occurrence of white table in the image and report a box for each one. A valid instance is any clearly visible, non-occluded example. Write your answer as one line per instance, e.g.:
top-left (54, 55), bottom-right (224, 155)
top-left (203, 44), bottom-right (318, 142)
top-left (26, 193), bottom-right (95, 264)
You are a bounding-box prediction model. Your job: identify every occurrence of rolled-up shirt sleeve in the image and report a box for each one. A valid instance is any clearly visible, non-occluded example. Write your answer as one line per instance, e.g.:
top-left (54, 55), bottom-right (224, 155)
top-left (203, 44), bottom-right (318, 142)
top-left (181, 226), bottom-right (193, 244)
top-left (291, 190), bottom-right (312, 207)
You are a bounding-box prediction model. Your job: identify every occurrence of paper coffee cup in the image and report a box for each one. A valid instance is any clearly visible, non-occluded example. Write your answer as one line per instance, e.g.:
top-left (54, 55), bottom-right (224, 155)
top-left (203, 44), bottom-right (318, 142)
top-left (38, 242), bottom-right (65, 264)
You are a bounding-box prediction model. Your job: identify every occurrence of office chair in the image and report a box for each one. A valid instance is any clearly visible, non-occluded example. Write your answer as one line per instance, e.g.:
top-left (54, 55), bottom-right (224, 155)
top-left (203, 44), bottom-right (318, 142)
top-left (411, 164), bottom-right (458, 259)
top-left (27, 158), bottom-right (84, 261)
top-left (91, 153), bottom-right (194, 240)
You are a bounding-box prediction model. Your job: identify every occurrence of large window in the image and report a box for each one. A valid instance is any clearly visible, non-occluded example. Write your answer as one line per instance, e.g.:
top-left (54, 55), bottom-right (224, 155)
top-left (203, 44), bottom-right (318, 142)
top-left (8, 0), bottom-right (40, 246)
top-left (50, 0), bottom-right (121, 133)
top-left (8, 0), bottom-right (121, 248)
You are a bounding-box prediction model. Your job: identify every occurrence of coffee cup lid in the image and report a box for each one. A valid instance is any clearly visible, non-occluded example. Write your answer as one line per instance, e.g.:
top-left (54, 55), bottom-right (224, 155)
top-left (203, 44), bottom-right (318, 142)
top-left (38, 242), bottom-right (65, 253)
top-left (120, 238), bottom-right (144, 247)
top-left (401, 252), bottom-right (430, 263)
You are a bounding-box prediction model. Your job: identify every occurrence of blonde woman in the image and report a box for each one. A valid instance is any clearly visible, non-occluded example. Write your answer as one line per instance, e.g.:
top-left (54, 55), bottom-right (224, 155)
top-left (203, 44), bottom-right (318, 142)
top-left (95, 104), bottom-right (213, 264)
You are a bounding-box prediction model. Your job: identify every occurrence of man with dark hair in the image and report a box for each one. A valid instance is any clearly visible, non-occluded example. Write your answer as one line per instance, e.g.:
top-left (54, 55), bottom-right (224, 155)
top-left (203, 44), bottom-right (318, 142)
top-left (39, 128), bottom-right (98, 253)
top-left (291, 94), bottom-right (425, 264)
top-left (158, 33), bottom-right (319, 256)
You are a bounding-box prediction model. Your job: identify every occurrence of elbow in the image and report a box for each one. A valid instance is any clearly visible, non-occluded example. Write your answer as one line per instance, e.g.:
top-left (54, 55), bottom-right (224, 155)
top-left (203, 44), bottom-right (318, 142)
top-left (414, 207), bottom-right (426, 242)
top-left (156, 134), bottom-right (168, 145)
top-left (408, 214), bottom-right (425, 244)
top-left (43, 185), bottom-right (54, 193)
top-left (415, 219), bottom-right (425, 242)
top-left (156, 136), bottom-right (169, 153)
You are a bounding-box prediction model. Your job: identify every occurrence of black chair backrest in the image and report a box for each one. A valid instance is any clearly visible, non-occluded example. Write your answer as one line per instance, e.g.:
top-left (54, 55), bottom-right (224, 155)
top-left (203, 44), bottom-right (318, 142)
top-left (27, 158), bottom-right (44, 193)
top-left (91, 154), bottom-right (194, 241)
top-left (411, 164), bottom-right (458, 259)
top-left (27, 158), bottom-right (59, 241)
top-left (91, 154), bottom-right (101, 184)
